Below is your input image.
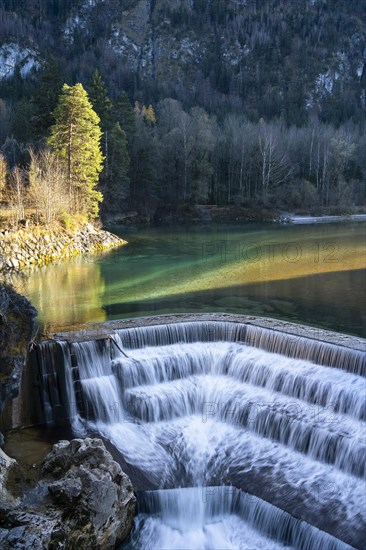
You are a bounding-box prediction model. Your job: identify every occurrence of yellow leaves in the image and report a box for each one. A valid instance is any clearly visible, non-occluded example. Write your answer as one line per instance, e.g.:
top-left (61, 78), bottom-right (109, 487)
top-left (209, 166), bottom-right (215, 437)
top-left (134, 101), bottom-right (157, 124)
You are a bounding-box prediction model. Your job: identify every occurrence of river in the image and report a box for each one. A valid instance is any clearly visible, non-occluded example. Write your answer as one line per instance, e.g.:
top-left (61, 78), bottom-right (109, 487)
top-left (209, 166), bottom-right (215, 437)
top-left (13, 222), bottom-right (366, 337)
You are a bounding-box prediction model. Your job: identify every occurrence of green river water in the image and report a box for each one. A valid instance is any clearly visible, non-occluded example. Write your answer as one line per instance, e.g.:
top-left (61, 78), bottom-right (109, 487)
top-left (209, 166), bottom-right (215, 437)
top-left (13, 222), bottom-right (366, 337)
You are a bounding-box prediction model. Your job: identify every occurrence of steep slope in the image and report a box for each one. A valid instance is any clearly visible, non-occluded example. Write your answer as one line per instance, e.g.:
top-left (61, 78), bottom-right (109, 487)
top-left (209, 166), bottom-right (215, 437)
top-left (0, 0), bottom-right (365, 123)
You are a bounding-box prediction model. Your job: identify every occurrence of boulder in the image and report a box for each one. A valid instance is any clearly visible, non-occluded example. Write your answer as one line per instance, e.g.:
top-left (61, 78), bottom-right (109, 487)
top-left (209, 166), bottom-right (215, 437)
top-left (0, 284), bottom-right (37, 413)
top-left (42, 438), bottom-right (136, 547)
top-left (0, 513), bottom-right (60, 550)
top-left (0, 438), bottom-right (136, 549)
top-left (0, 448), bottom-right (18, 508)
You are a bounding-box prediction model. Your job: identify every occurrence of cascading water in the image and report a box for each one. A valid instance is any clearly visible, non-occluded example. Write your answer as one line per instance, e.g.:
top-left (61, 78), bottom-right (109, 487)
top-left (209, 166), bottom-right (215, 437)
top-left (125, 487), bottom-right (355, 550)
top-left (37, 321), bottom-right (366, 549)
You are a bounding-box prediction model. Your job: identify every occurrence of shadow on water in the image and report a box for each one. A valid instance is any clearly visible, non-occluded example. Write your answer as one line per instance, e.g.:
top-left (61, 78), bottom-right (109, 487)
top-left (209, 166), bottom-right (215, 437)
top-left (103, 269), bottom-right (366, 338)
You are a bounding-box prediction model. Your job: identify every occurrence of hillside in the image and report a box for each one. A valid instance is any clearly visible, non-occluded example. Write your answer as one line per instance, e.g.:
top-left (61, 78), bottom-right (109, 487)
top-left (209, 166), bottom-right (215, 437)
top-left (1, 0), bottom-right (365, 124)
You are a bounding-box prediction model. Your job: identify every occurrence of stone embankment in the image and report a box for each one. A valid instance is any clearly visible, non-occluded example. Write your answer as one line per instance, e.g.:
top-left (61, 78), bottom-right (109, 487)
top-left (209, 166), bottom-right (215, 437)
top-left (0, 223), bottom-right (126, 273)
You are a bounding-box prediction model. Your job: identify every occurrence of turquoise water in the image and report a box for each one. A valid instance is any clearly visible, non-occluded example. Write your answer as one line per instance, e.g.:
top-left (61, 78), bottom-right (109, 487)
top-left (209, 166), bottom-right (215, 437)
top-left (14, 222), bottom-right (366, 337)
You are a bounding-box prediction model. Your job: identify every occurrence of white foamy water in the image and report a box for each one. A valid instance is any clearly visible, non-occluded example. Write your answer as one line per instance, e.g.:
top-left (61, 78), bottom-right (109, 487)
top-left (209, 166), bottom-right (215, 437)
top-left (37, 322), bottom-right (366, 548)
top-left (123, 487), bottom-right (354, 550)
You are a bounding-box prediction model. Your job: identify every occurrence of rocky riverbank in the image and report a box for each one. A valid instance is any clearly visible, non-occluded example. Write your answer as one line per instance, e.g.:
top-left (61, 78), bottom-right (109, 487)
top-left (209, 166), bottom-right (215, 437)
top-left (0, 223), bottom-right (126, 273)
top-left (0, 286), bottom-right (136, 548)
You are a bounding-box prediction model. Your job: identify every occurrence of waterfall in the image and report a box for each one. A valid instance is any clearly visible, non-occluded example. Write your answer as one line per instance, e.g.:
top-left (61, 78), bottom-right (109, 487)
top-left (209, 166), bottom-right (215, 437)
top-left (71, 340), bottom-right (123, 424)
top-left (244, 325), bottom-right (366, 376)
top-left (37, 342), bottom-right (55, 424)
top-left (124, 487), bottom-right (354, 550)
top-left (116, 322), bottom-right (247, 349)
top-left (33, 340), bottom-right (73, 425)
top-left (32, 321), bottom-right (366, 549)
top-left (116, 321), bottom-right (366, 376)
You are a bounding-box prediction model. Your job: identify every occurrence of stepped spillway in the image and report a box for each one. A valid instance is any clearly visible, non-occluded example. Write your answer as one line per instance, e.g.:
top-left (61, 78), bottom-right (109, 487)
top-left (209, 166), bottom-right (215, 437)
top-left (125, 487), bottom-right (355, 550)
top-left (33, 320), bottom-right (366, 549)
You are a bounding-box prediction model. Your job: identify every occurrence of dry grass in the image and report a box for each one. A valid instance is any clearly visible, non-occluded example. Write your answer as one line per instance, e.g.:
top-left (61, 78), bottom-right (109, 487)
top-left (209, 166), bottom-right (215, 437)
top-left (0, 206), bottom-right (47, 230)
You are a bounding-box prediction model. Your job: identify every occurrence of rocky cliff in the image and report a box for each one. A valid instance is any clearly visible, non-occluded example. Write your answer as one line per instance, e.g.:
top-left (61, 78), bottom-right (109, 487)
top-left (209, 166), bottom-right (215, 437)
top-left (0, 0), bottom-right (365, 125)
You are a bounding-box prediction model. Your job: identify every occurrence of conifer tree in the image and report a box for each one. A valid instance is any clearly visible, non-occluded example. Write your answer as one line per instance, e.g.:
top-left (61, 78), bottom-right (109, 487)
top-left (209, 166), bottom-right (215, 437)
top-left (104, 122), bottom-right (130, 210)
top-left (88, 69), bottom-right (112, 177)
top-left (11, 99), bottom-right (35, 144)
top-left (113, 91), bottom-right (136, 140)
top-left (88, 69), bottom-right (112, 129)
top-left (48, 83), bottom-right (104, 219)
top-left (142, 104), bottom-right (157, 125)
top-left (32, 58), bottom-right (63, 139)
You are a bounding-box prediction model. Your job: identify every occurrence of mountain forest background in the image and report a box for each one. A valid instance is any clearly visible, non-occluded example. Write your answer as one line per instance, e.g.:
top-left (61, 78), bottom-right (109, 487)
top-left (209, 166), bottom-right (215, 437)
top-left (0, 0), bottom-right (365, 224)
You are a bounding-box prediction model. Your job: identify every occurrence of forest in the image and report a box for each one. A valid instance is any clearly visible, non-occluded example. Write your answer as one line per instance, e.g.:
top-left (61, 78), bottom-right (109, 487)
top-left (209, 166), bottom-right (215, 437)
top-left (0, 0), bottom-right (365, 224)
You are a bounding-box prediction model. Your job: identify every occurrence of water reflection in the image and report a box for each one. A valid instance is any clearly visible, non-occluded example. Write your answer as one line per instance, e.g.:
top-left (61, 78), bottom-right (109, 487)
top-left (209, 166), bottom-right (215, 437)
top-left (104, 232), bottom-right (364, 303)
top-left (14, 259), bottom-right (106, 332)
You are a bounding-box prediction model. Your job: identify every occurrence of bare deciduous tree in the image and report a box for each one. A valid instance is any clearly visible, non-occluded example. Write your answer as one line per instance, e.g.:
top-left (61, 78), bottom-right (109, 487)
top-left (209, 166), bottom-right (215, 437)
top-left (257, 121), bottom-right (294, 202)
top-left (9, 166), bottom-right (26, 224)
top-left (28, 149), bottom-right (70, 226)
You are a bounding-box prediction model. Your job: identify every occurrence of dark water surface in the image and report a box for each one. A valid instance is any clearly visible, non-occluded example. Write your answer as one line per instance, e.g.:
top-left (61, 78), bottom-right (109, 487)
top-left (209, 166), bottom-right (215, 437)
top-left (14, 222), bottom-right (366, 337)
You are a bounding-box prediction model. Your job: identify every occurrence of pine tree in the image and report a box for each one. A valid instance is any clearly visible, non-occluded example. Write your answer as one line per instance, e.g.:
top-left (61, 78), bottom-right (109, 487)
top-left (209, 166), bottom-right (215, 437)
top-left (113, 91), bottom-right (136, 140)
top-left (104, 122), bottom-right (130, 210)
top-left (88, 69), bottom-right (112, 179)
top-left (32, 57), bottom-right (63, 139)
top-left (130, 110), bottom-right (157, 211)
top-left (48, 83), bottom-right (104, 219)
top-left (142, 104), bottom-right (157, 125)
top-left (11, 66), bottom-right (23, 101)
top-left (88, 69), bottom-right (112, 130)
top-left (11, 99), bottom-right (35, 144)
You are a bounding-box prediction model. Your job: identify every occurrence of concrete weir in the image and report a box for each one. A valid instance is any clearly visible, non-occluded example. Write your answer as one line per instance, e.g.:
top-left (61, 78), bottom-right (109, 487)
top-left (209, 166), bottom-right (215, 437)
top-left (3, 314), bottom-right (366, 549)
top-left (13, 314), bottom-right (366, 430)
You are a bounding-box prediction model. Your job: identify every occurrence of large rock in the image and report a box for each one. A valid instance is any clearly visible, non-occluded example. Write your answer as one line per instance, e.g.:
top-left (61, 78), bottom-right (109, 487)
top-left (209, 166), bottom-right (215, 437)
top-left (0, 284), bottom-right (38, 541)
top-left (0, 438), bottom-right (136, 549)
top-left (0, 511), bottom-right (59, 550)
top-left (0, 448), bottom-right (19, 508)
top-left (0, 284), bottom-right (37, 414)
top-left (0, 288), bottom-right (136, 549)
top-left (43, 438), bottom-right (136, 547)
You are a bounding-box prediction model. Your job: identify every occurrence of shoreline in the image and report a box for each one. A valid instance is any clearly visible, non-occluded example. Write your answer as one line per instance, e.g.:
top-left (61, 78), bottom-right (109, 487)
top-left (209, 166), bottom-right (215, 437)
top-left (0, 223), bottom-right (126, 274)
top-left (282, 213), bottom-right (366, 225)
top-left (1, 211), bottom-right (363, 275)
top-left (103, 207), bottom-right (366, 228)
